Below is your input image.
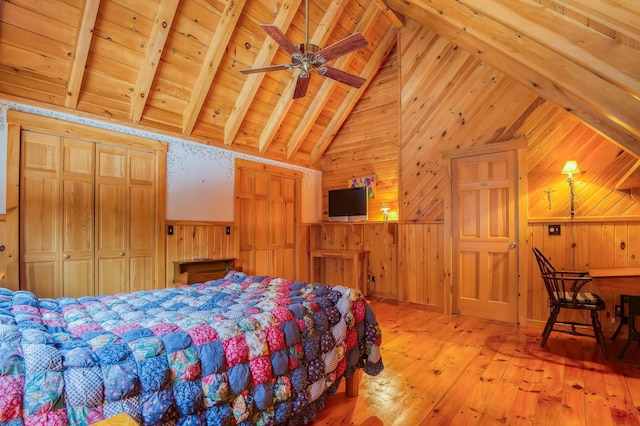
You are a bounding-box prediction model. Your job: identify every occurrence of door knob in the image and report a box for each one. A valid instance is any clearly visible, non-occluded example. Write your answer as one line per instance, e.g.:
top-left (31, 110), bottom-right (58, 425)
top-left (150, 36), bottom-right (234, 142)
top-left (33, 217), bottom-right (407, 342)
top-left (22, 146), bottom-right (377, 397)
top-left (63, 254), bottom-right (70, 259)
top-left (509, 242), bottom-right (517, 249)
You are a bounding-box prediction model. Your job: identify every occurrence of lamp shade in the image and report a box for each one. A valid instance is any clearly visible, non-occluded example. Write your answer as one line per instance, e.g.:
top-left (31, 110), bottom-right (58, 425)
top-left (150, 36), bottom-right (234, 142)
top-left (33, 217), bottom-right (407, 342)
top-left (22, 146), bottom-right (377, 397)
top-left (561, 160), bottom-right (580, 176)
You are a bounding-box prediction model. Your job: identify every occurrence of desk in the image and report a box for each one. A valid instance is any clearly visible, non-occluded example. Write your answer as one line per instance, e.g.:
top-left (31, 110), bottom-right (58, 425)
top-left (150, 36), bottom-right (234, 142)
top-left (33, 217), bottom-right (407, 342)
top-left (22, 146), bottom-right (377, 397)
top-left (310, 249), bottom-right (369, 295)
top-left (589, 267), bottom-right (640, 360)
top-left (589, 268), bottom-right (640, 295)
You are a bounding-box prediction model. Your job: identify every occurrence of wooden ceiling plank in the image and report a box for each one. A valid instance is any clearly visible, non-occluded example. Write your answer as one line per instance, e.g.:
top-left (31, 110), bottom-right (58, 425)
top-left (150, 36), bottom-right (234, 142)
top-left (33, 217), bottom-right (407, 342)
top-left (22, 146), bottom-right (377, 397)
top-left (385, 0), bottom-right (640, 156)
top-left (181, 0), bottom-right (247, 135)
top-left (372, 0), bottom-right (406, 28)
top-left (224, 0), bottom-right (302, 146)
top-left (552, 0), bottom-right (640, 41)
top-left (287, 4), bottom-right (381, 159)
top-left (258, 0), bottom-right (351, 154)
top-left (130, 0), bottom-right (180, 123)
top-left (310, 25), bottom-right (398, 164)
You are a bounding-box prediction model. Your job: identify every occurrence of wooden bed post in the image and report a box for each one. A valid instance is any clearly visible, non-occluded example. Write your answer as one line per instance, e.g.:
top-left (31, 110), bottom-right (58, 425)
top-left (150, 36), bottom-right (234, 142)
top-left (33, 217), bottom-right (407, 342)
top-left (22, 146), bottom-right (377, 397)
top-left (345, 369), bottom-right (362, 397)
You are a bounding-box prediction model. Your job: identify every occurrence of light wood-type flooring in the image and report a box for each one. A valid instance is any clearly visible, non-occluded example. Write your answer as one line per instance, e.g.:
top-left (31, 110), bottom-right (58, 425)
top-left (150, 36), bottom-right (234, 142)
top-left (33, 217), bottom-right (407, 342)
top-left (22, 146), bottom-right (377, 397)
top-left (312, 299), bottom-right (640, 425)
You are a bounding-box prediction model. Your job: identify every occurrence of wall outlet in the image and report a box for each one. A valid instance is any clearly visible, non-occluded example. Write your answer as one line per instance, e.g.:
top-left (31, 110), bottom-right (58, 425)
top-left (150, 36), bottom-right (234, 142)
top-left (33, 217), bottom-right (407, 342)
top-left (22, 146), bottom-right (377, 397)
top-left (548, 224), bottom-right (561, 235)
top-left (615, 304), bottom-right (623, 317)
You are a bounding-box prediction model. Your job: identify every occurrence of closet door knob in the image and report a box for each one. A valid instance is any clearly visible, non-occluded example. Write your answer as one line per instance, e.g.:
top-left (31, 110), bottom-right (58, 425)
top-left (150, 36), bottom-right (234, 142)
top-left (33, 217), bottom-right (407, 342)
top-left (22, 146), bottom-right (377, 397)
top-left (63, 254), bottom-right (70, 259)
top-left (119, 252), bottom-right (125, 256)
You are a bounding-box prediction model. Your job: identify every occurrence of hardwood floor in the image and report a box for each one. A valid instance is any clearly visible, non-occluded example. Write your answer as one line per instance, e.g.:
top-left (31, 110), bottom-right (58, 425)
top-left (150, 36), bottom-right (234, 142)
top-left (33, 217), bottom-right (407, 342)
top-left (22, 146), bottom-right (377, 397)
top-left (312, 299), bottom-right (640, 425)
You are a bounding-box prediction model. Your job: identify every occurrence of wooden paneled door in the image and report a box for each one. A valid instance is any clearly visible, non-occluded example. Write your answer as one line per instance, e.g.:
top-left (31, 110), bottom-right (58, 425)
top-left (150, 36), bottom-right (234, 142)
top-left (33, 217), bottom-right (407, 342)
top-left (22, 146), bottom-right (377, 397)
top-left (451, 150), bottom-right (518, 323)
top-left (235, 160), bottom-right (299, 278)
top-left (21, 132), bottom-right (95, 298)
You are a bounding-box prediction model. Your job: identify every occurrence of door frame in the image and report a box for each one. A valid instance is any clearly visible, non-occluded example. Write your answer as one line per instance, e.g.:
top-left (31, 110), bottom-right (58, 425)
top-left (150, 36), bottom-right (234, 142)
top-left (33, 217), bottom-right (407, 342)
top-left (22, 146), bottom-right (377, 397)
top-left (443, 139), bottom-right (528, 324)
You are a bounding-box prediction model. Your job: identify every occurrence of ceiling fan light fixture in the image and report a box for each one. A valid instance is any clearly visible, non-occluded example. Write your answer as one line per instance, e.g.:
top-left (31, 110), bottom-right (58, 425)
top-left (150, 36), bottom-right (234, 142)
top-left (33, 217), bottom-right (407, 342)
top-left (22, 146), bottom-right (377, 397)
top-left (239, 1), bottom-right (368, 99)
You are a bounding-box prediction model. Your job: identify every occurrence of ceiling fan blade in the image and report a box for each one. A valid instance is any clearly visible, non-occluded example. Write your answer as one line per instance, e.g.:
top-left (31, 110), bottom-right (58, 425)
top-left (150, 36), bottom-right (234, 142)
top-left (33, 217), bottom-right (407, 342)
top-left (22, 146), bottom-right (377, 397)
top-left (293, 74), bottom-right (310, 99)
top-left (315, 33), bottom-right (368, 63)
top-left (318, 66), bottom-right (366, 88)
top-left (260, 24), bottom-right (302, 56)
top-left (239, 64), bottom-right (293, 74)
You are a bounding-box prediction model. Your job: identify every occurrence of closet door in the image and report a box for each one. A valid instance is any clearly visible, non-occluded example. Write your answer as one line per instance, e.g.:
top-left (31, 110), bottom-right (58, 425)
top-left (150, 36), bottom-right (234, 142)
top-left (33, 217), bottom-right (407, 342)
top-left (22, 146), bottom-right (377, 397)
top-left (21, 132), bottom-right (61, 298)
top-left (21, 132), bottom-right (94, 298)
top-left (60, 138), bottom-right (95, 297)
top-left (128, 150), bottom-right (156, 292)
top-left (95, 144), bottom-right (128, 295)
top-left (95, 144), bottom-right (156, 295)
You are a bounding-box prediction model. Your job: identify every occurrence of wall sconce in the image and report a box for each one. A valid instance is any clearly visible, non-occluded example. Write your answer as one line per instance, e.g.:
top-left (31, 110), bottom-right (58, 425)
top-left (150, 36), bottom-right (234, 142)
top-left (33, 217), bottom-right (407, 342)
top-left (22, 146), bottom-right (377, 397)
top-left (561, 160), bottom-right (580, 217)
top-left (381, 202), bottom-right (390, 221)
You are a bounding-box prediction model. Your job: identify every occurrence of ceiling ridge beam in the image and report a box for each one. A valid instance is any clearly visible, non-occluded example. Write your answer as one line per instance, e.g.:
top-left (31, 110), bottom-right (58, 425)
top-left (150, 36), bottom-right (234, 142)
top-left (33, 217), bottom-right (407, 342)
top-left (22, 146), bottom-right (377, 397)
top-left (224, 0), bottom-right (302, 146)
top-left (385, 0), bottom-right (640, 156)
top-left (130, 0), bottom-right (180, 123)
top-left (65, 0), bottom-right (101, 109)
top-left (182, 0), bottom-right (247, 135)
top-left (553, 0), bottom-right (640, 41)
top-left (310, 25), bottom-right (399, 164)
top-left (464, 0), bottom-right (639, 104)
top-left (287, 4), bottom-right (383, 159)
top-left (258, 0), bottom-right (351, 154)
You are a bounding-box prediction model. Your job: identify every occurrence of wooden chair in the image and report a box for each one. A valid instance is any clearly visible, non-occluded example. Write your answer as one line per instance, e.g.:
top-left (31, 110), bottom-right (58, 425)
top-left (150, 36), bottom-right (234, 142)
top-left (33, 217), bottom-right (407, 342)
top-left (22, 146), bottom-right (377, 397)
top-left (532, 247), bottom-right (608, 359)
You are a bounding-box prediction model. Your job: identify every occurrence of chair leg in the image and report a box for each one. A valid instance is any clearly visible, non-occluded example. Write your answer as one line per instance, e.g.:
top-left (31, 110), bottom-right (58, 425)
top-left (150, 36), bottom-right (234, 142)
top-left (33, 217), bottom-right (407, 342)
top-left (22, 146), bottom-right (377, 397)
top-left (541, 306), bottom-right (559, 348)
top-left (591, 310), bottom-right (608, 360)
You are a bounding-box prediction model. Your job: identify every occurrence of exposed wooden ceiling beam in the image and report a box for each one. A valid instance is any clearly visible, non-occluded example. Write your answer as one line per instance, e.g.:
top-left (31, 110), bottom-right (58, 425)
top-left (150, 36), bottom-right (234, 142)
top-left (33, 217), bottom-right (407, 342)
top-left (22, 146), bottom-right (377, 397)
top-left (385, 0), bottom-right (640, 156)
top-left (372, 0), bottom-right (405, 28)
top-left (224, 0), bottom-right (302, 146)
top-left (258, 0), bottom-right (351, 154)
top-left (553, 0), bottom-right (640, 41)
top-left (287, 4), bottom-right (381, 159)
top-left (130, 0), bottom-right (180, 123)
top-left (310, 25), bottom-right (398, 164)
top-left (467, 0), bottom-right (639, 101)
top-left (182, 0), bottom-right (247, 135)
top-left (65, 0), bottom-right (100, 109)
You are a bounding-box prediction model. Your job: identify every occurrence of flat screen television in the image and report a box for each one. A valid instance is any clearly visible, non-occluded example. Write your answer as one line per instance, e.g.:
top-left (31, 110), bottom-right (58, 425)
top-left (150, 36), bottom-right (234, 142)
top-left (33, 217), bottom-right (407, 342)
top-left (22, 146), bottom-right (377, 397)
top-left (328, 187), bottom-right (368, 222)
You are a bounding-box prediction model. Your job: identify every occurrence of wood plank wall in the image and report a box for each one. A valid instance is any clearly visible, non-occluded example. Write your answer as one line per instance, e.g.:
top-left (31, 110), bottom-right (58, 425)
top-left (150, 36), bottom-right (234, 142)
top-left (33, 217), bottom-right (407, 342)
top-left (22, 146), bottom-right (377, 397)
top-left (165, 221), bottom-right (236, 287)
top-left (528, 220), bottom-right (640, 331)
top-left (321, 38), bottom-right (399, 222)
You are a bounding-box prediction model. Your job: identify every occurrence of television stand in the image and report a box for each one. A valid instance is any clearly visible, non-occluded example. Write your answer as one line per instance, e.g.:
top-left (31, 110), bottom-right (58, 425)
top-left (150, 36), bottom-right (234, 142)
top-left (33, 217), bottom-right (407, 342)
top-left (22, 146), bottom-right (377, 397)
top-left (309, 249), bottom-right (369, 295)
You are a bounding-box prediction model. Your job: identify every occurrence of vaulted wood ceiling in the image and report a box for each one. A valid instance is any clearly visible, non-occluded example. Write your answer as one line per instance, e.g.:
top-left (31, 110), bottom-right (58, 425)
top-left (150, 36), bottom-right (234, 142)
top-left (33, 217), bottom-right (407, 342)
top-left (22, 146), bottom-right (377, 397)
top-left (0, 0), bottom-right (638, 169)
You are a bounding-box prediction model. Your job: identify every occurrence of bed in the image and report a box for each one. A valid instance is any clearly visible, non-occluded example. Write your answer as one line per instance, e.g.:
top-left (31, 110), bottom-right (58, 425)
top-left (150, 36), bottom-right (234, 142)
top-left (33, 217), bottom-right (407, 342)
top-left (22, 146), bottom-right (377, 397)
top-left (0, 272), bottom-right (383, 425)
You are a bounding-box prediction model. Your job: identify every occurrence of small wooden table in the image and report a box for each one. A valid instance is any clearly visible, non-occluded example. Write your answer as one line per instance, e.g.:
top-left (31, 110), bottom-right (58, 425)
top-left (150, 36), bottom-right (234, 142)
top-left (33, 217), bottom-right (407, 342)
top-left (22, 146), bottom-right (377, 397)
top-left (309, 249), bottom-right (369, 294)
top-left (589, 268), bottom-right (640, 295)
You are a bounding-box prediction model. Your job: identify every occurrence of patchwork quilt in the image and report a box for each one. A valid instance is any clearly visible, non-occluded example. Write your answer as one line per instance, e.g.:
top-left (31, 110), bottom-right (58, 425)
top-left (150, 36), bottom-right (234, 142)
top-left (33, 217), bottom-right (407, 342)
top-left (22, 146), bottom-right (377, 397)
top-left (0, 272), bottom-right (383, 425)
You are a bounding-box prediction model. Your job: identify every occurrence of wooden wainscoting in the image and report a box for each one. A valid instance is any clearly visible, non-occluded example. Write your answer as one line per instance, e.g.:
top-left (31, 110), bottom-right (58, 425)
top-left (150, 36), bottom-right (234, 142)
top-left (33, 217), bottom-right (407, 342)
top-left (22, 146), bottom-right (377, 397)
top-left (528, 220), bottom-right (640, 332)
top-left (165, 221), bottom-right (236, 287)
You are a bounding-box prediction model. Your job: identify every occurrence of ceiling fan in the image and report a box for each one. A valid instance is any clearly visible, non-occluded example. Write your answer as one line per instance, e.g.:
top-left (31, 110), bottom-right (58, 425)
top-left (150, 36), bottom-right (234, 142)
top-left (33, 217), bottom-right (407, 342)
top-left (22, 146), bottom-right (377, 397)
top-left (239, 0), bottom-right (368, 99)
